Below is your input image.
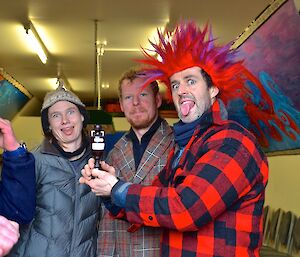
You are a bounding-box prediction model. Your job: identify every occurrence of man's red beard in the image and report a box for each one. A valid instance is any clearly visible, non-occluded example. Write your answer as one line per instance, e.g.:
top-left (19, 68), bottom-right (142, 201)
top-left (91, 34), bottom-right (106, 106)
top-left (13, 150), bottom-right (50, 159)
top-left (127, 108), bottom-right (156, 129)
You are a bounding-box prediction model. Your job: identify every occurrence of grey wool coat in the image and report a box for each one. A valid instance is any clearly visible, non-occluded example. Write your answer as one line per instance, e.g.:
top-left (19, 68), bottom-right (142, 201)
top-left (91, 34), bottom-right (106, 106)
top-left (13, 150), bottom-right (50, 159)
top-left (8, 138), bottom-right (102, 257)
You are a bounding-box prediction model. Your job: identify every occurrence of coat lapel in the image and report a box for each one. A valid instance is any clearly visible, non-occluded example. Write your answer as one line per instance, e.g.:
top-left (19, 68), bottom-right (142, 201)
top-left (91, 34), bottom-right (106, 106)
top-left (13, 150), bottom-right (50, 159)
top-left (132, 120), bottom-right (173, 184)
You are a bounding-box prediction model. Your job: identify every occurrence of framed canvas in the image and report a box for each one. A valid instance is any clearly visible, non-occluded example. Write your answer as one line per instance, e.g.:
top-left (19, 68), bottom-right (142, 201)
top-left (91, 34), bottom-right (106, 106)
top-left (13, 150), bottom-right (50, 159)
top-left (231, 0), bottom-right (300, 155)
top-left (0, 69), bottom-right (32, 120)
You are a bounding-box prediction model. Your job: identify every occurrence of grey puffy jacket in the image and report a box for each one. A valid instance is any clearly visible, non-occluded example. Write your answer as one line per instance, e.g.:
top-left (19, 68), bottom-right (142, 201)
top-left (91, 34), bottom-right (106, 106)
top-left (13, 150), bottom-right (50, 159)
top-left (8, 139), bottom-right (102, 257)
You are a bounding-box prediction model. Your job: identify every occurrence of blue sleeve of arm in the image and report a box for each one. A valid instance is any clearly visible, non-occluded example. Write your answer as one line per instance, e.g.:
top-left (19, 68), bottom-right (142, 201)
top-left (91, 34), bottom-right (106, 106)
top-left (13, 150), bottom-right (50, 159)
top-left (111, 179), bottom-right (130, 208)
top-left (101, 179), bottom-right (130, 215)
top-left (0, 151), bottom-right (36, 224)
top-left (101, 197), bottom-right (122, 216)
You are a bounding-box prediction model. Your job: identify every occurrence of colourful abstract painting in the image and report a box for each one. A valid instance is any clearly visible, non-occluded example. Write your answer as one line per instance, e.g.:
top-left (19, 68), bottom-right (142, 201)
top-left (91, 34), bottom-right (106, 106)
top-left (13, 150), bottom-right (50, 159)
top-left (231, 0), bottom-right (300, 153)
top-left (0, 72), bottom-right (31, 120)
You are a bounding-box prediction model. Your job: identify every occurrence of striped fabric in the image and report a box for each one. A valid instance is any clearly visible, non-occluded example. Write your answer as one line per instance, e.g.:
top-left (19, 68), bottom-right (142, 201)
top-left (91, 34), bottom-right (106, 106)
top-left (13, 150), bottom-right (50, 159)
top-left (97, 119), bottom-right (174, 257)
top-left (123, 100), bottom-right (268, 257)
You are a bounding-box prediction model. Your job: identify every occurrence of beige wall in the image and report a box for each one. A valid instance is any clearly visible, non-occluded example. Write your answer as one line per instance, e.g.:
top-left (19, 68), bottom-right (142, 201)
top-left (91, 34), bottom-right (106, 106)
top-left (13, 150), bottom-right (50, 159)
top-left (11, 116), bottom-right (43, 151)
top-left (265, 155), bottom-right (300, 216)
top-left (9, 115), bottom-right (300, 216)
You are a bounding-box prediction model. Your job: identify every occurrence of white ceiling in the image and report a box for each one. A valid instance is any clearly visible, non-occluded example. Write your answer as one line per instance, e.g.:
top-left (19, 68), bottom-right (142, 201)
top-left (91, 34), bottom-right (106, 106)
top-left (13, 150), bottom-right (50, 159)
top-left (0, 0), bottom-right (299, 107)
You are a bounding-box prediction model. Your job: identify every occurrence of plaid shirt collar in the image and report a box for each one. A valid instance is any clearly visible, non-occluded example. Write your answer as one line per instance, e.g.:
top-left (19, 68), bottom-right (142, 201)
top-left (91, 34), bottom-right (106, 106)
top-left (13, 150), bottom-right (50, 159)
top-left (197, 98), bottom-right (228, 130)
top-left (126, 116), bottom-right (163, 142)
top-left (180, 99), bottom-right (229, 145)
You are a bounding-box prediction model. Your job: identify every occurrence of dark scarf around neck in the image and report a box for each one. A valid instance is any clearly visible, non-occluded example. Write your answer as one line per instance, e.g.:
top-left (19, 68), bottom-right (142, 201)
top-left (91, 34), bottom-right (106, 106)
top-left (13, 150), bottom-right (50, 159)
top-left (52, 133), bottom-right (89, 159)
top-left (173, 117), bottom-right (201, 148)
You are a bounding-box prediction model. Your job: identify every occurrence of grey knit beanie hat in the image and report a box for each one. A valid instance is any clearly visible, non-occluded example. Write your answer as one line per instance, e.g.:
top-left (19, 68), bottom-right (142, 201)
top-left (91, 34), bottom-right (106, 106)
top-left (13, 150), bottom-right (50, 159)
top-left (41, 84), bottom-right (85, 112)
top-left (41, 84), bottom-right (89, 135)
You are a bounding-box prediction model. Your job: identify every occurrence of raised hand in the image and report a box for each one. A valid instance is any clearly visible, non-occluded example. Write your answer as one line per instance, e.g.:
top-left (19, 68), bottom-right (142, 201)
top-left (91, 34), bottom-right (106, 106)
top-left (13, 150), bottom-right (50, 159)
top-left (0, 216), bottom-right (20, 257)
top-left (0, 117), bottom-right (20, 151)
top-left (79, 159), bottom-right (118, 196)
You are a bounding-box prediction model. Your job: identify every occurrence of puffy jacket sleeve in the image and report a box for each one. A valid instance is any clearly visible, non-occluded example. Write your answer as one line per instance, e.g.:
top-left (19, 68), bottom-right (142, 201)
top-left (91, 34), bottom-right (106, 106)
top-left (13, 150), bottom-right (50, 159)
top-left (0, 151), bottom-right (36, 224)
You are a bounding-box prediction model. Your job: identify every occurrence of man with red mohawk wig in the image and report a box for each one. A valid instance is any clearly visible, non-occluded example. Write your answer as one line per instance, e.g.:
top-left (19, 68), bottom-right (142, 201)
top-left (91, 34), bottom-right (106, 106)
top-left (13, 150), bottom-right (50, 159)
top-left (80, 21), bottom-right (270, 257)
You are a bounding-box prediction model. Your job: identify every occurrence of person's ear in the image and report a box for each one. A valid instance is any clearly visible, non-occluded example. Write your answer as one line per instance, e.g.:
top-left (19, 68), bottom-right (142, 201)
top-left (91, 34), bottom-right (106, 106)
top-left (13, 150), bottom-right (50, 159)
top-left (156, 93), bottom-right (162, 108)
top-left (210, 86), bottom-right (219, 99)
top-left (119, 98), bottom-right (124, 112)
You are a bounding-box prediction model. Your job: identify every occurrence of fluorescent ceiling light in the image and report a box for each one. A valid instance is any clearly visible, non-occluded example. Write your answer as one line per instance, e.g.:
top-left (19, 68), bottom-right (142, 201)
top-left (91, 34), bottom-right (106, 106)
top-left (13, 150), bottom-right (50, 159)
top-left (24, 21), bottom-right (48, 64)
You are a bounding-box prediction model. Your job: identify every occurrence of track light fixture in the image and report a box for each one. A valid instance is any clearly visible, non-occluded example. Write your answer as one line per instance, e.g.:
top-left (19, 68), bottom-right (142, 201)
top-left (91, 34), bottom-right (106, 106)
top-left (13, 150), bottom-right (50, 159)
top-left (24, 21), bottom-right (48, 64)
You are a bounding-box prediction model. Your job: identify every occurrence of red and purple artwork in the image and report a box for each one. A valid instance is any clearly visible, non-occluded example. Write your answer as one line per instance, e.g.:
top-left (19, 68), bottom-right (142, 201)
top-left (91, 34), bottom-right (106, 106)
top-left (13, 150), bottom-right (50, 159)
top-left (232, 0), bottom-right (300, 153)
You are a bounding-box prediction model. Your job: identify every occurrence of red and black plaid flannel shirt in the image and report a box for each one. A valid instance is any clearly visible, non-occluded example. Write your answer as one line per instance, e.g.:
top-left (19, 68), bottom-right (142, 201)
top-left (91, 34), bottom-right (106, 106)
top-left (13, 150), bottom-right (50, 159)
top-left (123, 100), bottom-right (268, 257)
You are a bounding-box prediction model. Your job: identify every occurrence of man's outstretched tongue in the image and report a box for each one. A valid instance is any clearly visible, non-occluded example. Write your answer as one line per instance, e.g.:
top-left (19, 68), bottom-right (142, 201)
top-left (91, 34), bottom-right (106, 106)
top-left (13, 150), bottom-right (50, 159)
top-left (180, 101), bottom-right (195, 116)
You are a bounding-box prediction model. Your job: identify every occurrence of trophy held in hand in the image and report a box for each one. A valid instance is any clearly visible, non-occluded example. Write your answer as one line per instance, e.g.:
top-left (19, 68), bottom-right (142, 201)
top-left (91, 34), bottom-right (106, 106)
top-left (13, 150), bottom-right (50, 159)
top-left (90, 124), bottom-right (105, 170)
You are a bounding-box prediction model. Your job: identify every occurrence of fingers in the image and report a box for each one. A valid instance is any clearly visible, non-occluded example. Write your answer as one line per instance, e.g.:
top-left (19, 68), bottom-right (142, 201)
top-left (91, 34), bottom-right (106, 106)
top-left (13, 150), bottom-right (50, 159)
top-left (7, 221), bottom-right (19, 232)
top-left (81, 158), bottom-right (95, 178)
top-left (79, 160), bottom-right (118, 197)
top-left (0, 217), bottom-right (19, 235)
top-left (100, 161), bottom-right (116, 176)
top-left (0, 117), bottom-right (19, 151)
top-left (88, 176), bottom-right (113, 196)
top-left (79, 167), bottom-right (116, 196)
top-left (79, 166), bottom-right (106, 185)
top-left (88, 157), bottom-right (95, 168)
top-left (0, 117), bottom-right (10, 127)
top-left (81, 160), bottom-right (115, 179)
top-left (90, 169), bottom-right (107, 179)
top-left (78, 176), bottom-right (87, 184)
top-left (0, 216), bottom-right (20, 256)
top-left (80, 175), bottom-right (103, 191)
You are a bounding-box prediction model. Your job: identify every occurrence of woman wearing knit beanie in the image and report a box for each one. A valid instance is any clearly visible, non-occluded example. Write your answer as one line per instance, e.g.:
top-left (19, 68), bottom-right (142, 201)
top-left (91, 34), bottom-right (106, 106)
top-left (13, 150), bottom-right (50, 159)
top-left (8, 85), bottom-right (102, 257)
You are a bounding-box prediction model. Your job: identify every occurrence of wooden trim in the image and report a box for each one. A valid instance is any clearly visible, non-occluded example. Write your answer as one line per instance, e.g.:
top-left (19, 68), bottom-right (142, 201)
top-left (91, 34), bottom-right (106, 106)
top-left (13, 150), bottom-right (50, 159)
top-left (266, 148), bottom-right (300, 157)
top-left (0, 68), bottom-right (32, 98)
top-left (231, 0), bottom-right (288, 49)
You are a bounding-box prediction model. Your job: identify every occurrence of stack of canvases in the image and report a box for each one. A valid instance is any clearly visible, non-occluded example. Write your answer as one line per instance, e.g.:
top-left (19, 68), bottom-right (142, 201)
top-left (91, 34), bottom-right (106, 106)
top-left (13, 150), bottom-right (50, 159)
top-left (260, 206), bottom-right (300, 256)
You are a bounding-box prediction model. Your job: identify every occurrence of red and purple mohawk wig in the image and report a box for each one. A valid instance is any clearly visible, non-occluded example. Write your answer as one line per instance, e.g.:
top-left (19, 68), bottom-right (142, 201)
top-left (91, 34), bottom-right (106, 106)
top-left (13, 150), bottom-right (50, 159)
top-left (137, 21), bottom-right (299, 147)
